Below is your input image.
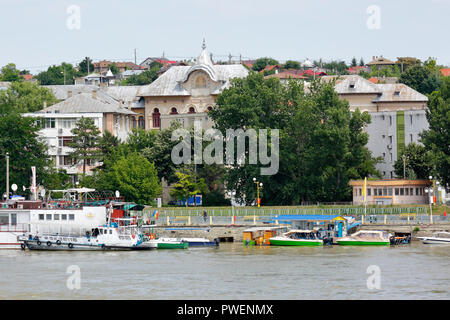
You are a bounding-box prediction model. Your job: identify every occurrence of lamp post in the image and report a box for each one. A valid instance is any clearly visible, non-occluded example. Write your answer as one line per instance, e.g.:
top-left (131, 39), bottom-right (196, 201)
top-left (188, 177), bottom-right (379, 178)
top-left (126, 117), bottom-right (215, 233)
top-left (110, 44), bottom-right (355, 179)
top-left (425, 185), bottom-right (433, 223)
top-left (228, 191), bottom-right (236, 217)
top-left (252, 178), bottom-right (263, 207)
top-left (5, 152), bottom-right (9, 201)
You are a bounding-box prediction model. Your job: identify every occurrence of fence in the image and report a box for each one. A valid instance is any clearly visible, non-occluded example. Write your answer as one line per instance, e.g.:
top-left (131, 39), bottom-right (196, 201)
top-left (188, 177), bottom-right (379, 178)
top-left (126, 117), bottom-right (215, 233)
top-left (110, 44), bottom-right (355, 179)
top-left (152, 206), bottom-right (429, 218)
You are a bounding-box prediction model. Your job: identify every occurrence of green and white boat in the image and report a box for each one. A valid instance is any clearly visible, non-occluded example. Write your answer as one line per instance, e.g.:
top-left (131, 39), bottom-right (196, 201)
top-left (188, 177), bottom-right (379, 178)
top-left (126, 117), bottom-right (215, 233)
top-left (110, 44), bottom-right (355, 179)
top-left (148, 238), bottom-right (189, 249)
top-left (337, 230), bottom-right (391, 246)
top-left (269, 230), bottom-right (323, 246)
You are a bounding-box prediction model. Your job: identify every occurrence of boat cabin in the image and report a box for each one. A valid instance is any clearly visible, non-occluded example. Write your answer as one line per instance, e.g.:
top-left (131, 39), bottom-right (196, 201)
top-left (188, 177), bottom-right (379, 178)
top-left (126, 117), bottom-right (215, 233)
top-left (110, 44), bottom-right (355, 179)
top-left (243, 226), bottom-right (288, 245)
top-left (283, 230), bottom-right (321, 240)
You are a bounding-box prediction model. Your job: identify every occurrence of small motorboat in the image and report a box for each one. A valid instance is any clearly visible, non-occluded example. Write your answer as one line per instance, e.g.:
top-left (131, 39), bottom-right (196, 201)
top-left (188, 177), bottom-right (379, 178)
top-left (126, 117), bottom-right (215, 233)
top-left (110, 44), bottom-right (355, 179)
top-left (337, 230), bottom-right (391, 246)
top-left (417, 232), bottom-right (450, 245)
top-left (269, 230), bottom-right (323, 246)
top-left (146, 237), bottom-right (189, 249)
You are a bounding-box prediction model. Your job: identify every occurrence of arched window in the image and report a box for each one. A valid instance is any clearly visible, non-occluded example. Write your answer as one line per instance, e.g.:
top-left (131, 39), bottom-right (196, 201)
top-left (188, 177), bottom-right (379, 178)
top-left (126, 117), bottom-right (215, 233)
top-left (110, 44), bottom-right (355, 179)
top-left (138, 116), bottom-right (145, 129)
top-left (170, 107), bottom-right (178, 115)
top-left (195, 76), bottom-right (206, 88)
top-left (207, 106), bottom-right (213, 112)
top-left (152, 108), bottom-right (161, 128)
top-left (131, 116), bottom-right (136, 128)
top-left (188, 106), bottom-right (196, 114)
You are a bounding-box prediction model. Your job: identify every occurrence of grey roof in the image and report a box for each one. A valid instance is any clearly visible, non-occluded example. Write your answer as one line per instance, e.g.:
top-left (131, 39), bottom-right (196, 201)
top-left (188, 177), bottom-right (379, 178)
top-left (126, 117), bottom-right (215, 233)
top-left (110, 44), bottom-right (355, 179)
top-left (138, 64), bottom-right (248, 97)
top-left (374, 84), bottom-right (428, 102)
top-left (43, 85), bottom-right (100, 100)
top-left (103, 86), bottom-right (142, 102)
top-left (322, 75), bottom-right (380, 94)
top-left (36, 91), bottom-right (136, 115)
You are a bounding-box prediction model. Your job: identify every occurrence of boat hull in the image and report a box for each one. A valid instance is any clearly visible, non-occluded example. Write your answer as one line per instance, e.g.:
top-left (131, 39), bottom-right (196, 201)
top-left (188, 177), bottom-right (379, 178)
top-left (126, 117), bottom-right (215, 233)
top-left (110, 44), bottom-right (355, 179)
top-left (269, 239), bottom-right (323, 246)
top-left (21, 240), bottom-right (151, 251)
top-left (337, 240), bottom-right (390, 246)
top-left (157, 242), bottom-right (189, 249)
top-left (419, 238), bottom-right (450, 245)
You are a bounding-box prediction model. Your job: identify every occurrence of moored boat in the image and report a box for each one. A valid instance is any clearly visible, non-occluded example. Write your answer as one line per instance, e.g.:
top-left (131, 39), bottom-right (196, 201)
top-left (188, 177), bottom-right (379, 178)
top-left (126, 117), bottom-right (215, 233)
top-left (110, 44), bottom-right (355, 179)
top-left (269, 230), bottom-right (323, 246)
top-left (417, 232), bottom-right (450, 245)
top-left (147, 237), bottom-right (189, 249)
top-left (337, 230), bottom-right (391, 246)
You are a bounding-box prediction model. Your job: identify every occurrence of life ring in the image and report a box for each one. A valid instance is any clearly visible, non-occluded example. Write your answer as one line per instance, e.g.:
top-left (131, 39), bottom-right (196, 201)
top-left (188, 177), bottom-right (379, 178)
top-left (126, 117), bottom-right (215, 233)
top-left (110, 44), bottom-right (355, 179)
top-left (46, 241), bottom-right (52, 247)
top-left (68, 243), bottom-right (73, 249)
top-left (56, 240), bottom-right (61, 245)
top-left (36, 240), bottom-right (41, 246)
top-left (20, 243), bottom-right (26, 250)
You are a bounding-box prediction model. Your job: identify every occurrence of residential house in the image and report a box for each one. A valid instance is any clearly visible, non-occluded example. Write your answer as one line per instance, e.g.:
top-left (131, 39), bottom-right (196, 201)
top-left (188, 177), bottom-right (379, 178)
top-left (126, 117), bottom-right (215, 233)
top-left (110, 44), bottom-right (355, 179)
top-left (23, 90), bottom-right (136, 178)
top-left (367, 55), bottom-right (396, 71)
top-left (93, 61), bottom-right (143, 74)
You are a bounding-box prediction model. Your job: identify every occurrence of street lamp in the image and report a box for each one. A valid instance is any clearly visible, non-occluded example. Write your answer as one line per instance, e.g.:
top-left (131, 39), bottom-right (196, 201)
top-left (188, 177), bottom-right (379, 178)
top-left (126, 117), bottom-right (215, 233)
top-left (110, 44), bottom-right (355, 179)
top-left (425, 186), bottom-right (433, 222)
top-left (228, 190), bottom-right (236, 217)
top-left (253, 178), bottom-right (263, 207)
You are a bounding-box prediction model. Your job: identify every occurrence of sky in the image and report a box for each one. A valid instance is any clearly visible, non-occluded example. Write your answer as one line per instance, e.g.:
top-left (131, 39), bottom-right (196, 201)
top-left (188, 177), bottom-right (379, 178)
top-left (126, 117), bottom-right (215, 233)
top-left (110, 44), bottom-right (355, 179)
top-left (0, 0), bottom-right (449, 74)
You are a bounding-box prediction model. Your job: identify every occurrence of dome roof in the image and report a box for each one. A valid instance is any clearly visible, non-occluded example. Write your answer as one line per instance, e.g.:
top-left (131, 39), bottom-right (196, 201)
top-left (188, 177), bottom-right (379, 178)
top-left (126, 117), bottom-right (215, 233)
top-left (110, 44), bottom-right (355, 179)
top-left (182, 39), bottom-right (217, 82)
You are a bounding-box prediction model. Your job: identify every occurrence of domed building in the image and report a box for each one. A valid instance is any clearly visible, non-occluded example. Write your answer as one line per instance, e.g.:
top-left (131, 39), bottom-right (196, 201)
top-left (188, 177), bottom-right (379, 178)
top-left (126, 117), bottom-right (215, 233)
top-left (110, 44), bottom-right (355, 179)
top-left (138, 40), bottom-right (248, 130)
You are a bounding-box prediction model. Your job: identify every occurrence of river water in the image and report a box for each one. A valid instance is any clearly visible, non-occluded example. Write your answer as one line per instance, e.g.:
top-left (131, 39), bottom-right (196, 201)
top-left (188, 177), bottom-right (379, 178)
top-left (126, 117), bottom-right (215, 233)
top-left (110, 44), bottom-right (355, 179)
top-left (0, 242), bottom-right (449, 300)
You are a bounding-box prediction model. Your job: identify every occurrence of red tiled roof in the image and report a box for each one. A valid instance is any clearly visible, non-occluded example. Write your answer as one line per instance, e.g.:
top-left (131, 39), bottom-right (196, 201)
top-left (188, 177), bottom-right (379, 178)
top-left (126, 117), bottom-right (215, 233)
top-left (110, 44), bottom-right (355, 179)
top-left (440, 68), bottom-right (450, 77)
top-left (368, 77), bottom-right (379, 84)
top-left (20, 74), bottom-right (33, 81)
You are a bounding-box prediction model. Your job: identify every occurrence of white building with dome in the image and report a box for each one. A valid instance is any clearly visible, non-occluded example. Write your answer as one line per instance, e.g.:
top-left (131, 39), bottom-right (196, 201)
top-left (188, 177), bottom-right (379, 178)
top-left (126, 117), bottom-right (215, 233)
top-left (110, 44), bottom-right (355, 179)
top-left (138, 40), bottom-right (248, 130)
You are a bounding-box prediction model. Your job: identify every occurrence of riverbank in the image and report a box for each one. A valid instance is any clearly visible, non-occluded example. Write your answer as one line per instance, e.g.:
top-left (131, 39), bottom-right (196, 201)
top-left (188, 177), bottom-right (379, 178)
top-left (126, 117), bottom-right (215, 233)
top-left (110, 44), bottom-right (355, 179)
top-left (154, 223), bottom-right (450, 242)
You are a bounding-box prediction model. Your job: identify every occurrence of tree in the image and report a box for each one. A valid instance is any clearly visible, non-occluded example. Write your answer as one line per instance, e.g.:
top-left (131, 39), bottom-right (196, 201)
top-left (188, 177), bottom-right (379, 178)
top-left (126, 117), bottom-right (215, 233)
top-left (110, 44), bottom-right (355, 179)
top-left (110, 153), bottom-right (162, 204)
top-left (394, 143), bottom-right (433, 179)
top-left (123, 69), bottom-right (159, 85)
top-left (78, 57), bottom-right (94, 75)
top-left (399, 64), bottom-right (442, 95)
top-left (252, 57), bottom-right (279, 72)
top-left (283, 60), bottom-right (301, 70)
top-left (0, 63), bottom-right (21, 82)
top-left (170, 170), bottom-right (207, 207)
top-left (351, 57), bottom-right (357, 67)
top-left (67, 117), bottom-right (101, 175)
top-left (420, 77), bottom-right (450, 186)
top-left (0, 81), bottom-right (57, 113)
top-left (108, 63), bottom-right (120, 75)
top-left (359, 58), bottom-right (365, 67)
top-left (0, 108), bottom-right (50, 196)
top-left (210, 73), bottom-right (380, 204)
top-left (98, 130), bottom-right (120, 167)
top-left (35, 63), bottom-right (80, 85)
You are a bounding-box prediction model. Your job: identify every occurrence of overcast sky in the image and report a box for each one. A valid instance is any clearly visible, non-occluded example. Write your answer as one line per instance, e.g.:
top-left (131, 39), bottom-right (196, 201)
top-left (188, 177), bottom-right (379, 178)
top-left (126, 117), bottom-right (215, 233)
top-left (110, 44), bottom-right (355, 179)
top-left (1, 0), bottom-right (449, 74)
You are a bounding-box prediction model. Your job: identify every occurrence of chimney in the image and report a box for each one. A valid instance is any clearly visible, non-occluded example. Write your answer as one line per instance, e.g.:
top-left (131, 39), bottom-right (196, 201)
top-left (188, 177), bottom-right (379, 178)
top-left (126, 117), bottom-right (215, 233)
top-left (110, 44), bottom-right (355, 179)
top-left (92, 90), bottom-right (97, 99)
top-left (68, 90), bottom-right (72, 98)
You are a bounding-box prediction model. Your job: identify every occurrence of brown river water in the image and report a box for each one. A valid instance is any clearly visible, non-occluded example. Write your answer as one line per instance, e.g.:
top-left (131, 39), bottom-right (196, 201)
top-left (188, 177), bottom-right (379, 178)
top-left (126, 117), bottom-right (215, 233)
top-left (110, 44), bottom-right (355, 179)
top-left (0, 242), bottom-right (449, 300)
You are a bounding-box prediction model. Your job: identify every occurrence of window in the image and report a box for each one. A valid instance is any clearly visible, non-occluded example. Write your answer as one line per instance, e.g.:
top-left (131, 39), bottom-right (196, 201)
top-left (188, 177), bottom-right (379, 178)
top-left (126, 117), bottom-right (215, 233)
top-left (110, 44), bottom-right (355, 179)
top-left (388, 188), bottom-right (393, 196)
top-left (152, 109), bottom-right (160, 128)
top-left (195, 76), bottom-right (206, 88)
top-left (383, 187), bottom-right (387, 196)
top-left (390, 153), bottom-right (393, 162)
top-left (410, 115), bottom-right (413, 125)
top-left (44, 118), bottom-right (56, 128)
top-left (188, 107), bottom-right (196, 113)
top-left (109, 230), bottom-right (112, 234)
top-left (46, 214), bottom-right (52, 220)
top-left (54, 214), bottom-right (60, 220)
top-left (138, 116), bottom-right (145, 129)
top-left (416, 188), bottom-right (419, 196)
top-left (394, 91), bottom-right (400, 96)
top-left (58, 137), bottom-right (72, 147)
top-left (69, 214), bottom-right (75, 221)
top-left (405, 188), bottom-right (409, 196)
top-left (410, 134), bottom-right (413, 143)
top-left (62, 214), bottom-right (67, 220)
top-left (207, 106), bottom-right (213, 112)
top-left (389, 116), bottom-right (392, 126)
top-left (395, 188), bottom-right (399, 196)
top-left (39, 214), bottom-right (44, 221)
top-left (170, 107), bottom-right (178, 115)
top-left (131, 116), bottom-right (137, 128)
top-left (367, 188), bottom-right (371, 196)
top-left (410, 188), bottom-right (414, 196)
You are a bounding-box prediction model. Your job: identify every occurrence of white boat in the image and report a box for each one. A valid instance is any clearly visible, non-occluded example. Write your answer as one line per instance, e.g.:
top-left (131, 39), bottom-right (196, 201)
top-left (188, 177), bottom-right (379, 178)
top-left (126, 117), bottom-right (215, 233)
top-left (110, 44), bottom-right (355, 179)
top-left (18, 223), bottom-right (149, 250)
top-left (337, 230), bottom-right (391, 246)
top-left (269, 230), bottom-right (324, 246)
top-left (417, 232), bottom-right (450, 245)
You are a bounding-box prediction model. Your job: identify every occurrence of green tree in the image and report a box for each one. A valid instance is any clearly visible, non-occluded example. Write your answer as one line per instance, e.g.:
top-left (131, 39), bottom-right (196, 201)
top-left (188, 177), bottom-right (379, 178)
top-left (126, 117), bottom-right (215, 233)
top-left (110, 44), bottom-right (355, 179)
top-left (394, 142), bottom-right (433, 179)
top-left (359, 58), bottom-right (365, 67)
top-left (78, 57), bottom-right (94, 75)
top-left (108, 63), bottom-right (120, 75)
top-left (0, 108), bottom-right (50, 197)
top-left (123, 69), bottom-right (159, 85)
top-left (170, 170), bottom-right (207, 207)
top-left (283, 60), bottom-right (301, 70)
top-left (399, 64), bottom-right (442, 95)
top-left (98, 130), bottom-right (120, 167)
top-left (210, 73), bottom-right (380, 204)
top-left (67, 117), bottom-right (101, 175)
top-left (35, 63), bottom-right (80, 85)
top-left (0, 81), bottom-right (57, 113)
top-left (0, 63), bottom-right (21, 82)
top-left (252, 57), bottom-right (279, 72)
top-left (110, 153), bottom-right (162, 204)
top-left (420, 77), bottom-right (450, 186)
top-left (351, 57), bottom-right (357, 67)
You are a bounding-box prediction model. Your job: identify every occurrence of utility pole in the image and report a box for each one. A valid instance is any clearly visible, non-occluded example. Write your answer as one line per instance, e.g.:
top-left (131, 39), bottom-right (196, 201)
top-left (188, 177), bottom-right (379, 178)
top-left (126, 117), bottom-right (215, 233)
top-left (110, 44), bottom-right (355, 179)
top-left (6, 152), bottom-right (9, 201)
top-left (134, 48), bottom-right (137, 67)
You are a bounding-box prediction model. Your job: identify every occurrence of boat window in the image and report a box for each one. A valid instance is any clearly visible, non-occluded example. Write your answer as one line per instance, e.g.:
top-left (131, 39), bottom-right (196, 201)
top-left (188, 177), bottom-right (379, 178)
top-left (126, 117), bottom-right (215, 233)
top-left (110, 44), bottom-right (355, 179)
top-left (69, 214), bottom-right (75, 221)
top-left (62, 214), bottom-right (67, 220)
top-left (109, 230), bottom-right (112, 234)
top-left (54, 214), bottom-right (60, 220)
top-left (38, 214), bottom-right (44, 221)
top-left (46, 214), bottom-right (52, 220)
top-left (100, 229), bottom-right (103, 234)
